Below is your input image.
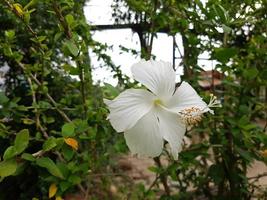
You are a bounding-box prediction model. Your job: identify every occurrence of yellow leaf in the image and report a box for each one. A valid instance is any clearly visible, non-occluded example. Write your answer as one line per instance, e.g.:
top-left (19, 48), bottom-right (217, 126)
top-left (13, 3), bottom-right (24, 16)
top-left (55, 196), bottom-right (63, 200)
top-left (48, 183), bottom-right (57, 198)
top-left (64, 138), bottom-right (78, 150)
top-left (260, 150), bottom-right (267, 158)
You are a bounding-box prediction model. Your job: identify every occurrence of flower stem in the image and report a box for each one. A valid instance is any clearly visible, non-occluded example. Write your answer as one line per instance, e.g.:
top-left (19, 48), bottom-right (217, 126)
top-left (153, 157), bottom-right (170, 196)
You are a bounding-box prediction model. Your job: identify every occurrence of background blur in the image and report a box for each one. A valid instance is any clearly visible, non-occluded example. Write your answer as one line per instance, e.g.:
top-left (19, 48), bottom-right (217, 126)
top-left (0, 0), bottom-right (266, 199)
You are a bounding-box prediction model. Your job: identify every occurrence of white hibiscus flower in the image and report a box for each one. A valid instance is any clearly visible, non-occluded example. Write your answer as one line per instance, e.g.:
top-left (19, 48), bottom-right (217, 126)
top-left (104, 60), bottom-right (219, 160)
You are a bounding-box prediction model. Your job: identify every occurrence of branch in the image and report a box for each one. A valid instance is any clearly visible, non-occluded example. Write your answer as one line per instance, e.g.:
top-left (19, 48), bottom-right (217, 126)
top-left (17, 62), bottom-right (72, 123)
top-left (3, 0), bottom-right (45, 55)
top-left (153, 157), bottom-right (170, 196)
top-left (52, 1), bottom-right (72, 39)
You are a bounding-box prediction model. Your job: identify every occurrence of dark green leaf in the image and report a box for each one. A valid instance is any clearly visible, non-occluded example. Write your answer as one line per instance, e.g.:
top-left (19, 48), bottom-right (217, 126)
top-left (208, 164), bottom-right (224, 184)
top-left (0, 92), bottom-right (9, 104)
top-left (214, 48), bottom-right (237, 63)
top-left (243, 68), bottom-right (258, 80)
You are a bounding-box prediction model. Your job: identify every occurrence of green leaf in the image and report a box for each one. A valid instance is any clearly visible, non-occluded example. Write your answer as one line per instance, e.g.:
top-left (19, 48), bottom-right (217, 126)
top-left (14, 129), bottom-right (29, 154)
top-left (3, 146), bottom-right (17, 160)
top-left (214, 48), bottom-right (237, 63)
top-left (68, 175), bottom-right (81, 184)
top-left (5, 30), bottom-right (15, 40)
top-left (65, 40), bottom-right (79, 57)
top-left (0, 159), bottom-right (17, 178)
top-left (62, 123), bottom-right (75, 137)
top-left (21, 153), bottom-right (35, 161)
top-left (0, 92), bottom-right (9, 104)
top-left (59, 181), bottom-right (72, 192)
top-left (43, 137), bottom-right (57, 151)
top-left (62, 144), bottom-right (74, 161)
top-left (235, 147), bottom-right (253, 162)
top-left (24, 0), bottom-right (37, 10)
top-left (36, 157), bottom-right (64, 179)
top-left (243, 67), bottom-right (259, 80)
top-left (103, 83), bottom-right (120, 97)
top-left (208, 164), bottom-right (224, 184)
top-left (22, 118), bottom-right (35, 125)
top-left (222, 24), bottom-right (232, 33)
top-left (213, 4), bottom-right (228, 23)
top-left (65, 14), bottom-right (74, 27)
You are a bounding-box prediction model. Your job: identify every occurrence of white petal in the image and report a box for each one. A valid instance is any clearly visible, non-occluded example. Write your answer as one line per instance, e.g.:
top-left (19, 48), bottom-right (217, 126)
top-left (166, 82), bottom-right (210, 113)
top-left (156, 107), bottom-right (186, 160)
top-left (131, 60), bottom-right (176, 100)
top-left (124, 109), bottom-right (163, 157)
top-left (104, 89), bottom-right (155, 132)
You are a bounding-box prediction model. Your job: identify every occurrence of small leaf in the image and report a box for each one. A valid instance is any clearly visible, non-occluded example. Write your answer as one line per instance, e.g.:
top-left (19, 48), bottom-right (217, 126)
top-left (65, 14), bottom-right (74, 27)
top-left (213, 4), bottom-right (228, 23)
top-left (235, 147), bottom-right (252, 162)
top-left (208, 164), bottom-right (224, 184)
top-left (0, 159), bottom-right (17, 178)
top-left (14, 129), bottom-right (29, 154)
top-left (3, 146), bottom-right (17, 160)
top-left (21, 153), bottom-right (35, 161)
top-left (24, 0), bottom-right (37, 10)
top-left (65, 40), bottom-right (79, 57)
top-left (55, 196), bottom-right (63, 200)
top-left (68, 175), bottom-right (81, 184)
top-left (62, 123), bottom-right (75, 137)
top-left (13, 3), bottom-right (24, 16)
top-left (22, 118), bottom-right (35, 125)
top-left (0, 92), bottom-right (9, 104)
top-left (43, 137), bottom-right (57, 151)
top-left (5, 30), bottom-right (15, 40)
top-left (36, 157), bottom-right (64, 179)
top-left (64, 138), bottom-right (78, 150)
top-left (243, 67), bottom-right (259, 80)
top-left (49, 183), bottom-right (57, 198)
top-left (214, 48), bottom-right (237, 63)
top-left (222, 24), bottom-right (232, 33)
top-left (62, 145), bottom-right (74, 161)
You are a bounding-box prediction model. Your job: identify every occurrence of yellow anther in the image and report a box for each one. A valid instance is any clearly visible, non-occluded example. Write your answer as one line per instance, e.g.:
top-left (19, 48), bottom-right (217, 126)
top-left (179, 107), bottom-right (203, 125)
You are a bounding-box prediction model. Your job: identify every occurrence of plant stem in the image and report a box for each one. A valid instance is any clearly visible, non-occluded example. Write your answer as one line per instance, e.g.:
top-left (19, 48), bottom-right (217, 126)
top-left (153, 157), bottom-right (170, 196)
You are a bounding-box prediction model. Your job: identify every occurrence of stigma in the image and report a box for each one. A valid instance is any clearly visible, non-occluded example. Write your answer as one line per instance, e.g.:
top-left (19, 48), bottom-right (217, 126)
top-left (154, 99), bottom-right (163, 106)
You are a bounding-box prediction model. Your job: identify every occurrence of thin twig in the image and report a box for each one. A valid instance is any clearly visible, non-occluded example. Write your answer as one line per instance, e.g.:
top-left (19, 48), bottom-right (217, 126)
top-left (18, 62), bottom-right (72, 123)
top-left (52, 1), bottom-right (72, 39)
top-left (3, 0), bottom-right (45, 54)
top-left (153, 157), bottom-right (170, 196)
top-left (248, 172), bottom-right (267, 181)
top-left (144, 175), bottom-right (160, 197)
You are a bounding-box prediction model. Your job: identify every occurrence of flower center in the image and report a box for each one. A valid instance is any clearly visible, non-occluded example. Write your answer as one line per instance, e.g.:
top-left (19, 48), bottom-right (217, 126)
top-left (179, 107), bottom-right (203, 125)
top-left (154, 99), bottom-right (163, 106)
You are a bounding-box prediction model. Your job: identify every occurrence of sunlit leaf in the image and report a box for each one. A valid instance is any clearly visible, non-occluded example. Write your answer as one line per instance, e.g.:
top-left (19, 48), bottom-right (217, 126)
top-left (13, 3), bottom-right (24, 16)
top-left (49, 183), bottom-right (57, 198)
top-left (64, 138), bottom-right (78, 150)
top-left (0, 159), bottom-right (17, 178)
